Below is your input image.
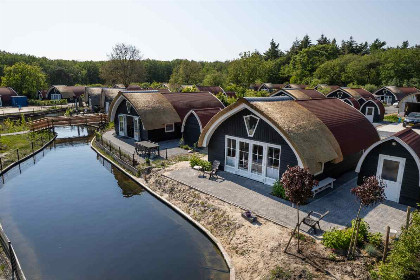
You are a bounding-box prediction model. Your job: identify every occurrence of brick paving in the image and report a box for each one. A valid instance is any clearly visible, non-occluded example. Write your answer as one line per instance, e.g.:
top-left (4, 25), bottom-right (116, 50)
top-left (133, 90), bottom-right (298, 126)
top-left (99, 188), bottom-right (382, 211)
top-left (164, 167), bottom-right (408, 236)
top-left (102, 130), bottom-right (190, 164)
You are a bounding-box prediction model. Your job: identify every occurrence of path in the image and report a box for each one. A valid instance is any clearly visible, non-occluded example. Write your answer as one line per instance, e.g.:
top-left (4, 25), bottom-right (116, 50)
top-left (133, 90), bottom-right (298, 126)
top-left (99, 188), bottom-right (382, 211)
top-left (0, 130), bottom-right (30, 136)
top-left (164, 165), bottom-right (407, 236)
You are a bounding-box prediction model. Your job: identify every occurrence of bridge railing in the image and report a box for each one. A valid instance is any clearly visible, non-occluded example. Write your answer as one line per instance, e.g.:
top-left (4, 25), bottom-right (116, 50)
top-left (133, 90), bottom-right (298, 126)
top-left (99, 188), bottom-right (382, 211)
top-left (29, 114), bottom-right (107, 131)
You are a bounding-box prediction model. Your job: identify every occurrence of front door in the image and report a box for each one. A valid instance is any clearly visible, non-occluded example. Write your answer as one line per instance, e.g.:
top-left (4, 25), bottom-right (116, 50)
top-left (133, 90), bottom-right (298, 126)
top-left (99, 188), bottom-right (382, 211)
top-left (126, 116), bottom-right (134, 138)
top-left (237, 141), bottom-right (250, 177)
top-left (134, 117), bottom-right (140, 141)
top-left (377, 154), bottom-right (405, 203)
top-left (366, 107), bottom-right (375, 122)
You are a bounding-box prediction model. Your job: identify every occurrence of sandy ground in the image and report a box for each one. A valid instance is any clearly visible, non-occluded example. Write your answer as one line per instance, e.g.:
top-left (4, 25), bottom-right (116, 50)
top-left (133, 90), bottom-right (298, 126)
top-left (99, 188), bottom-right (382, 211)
top-left (145, 161), bottom-right (374, 280)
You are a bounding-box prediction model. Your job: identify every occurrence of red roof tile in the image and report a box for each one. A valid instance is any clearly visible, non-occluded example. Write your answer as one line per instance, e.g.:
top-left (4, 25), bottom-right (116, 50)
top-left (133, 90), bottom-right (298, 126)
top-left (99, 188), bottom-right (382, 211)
top-left (297, 98), bottom-right (380, 156)
top-left (192, 107), bottom-right (222, 128)
top-left (394, 128), bottom-right (420, 159)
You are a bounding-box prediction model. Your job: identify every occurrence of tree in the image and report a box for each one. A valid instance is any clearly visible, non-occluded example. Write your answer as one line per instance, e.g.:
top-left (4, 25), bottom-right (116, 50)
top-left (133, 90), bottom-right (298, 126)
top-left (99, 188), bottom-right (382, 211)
top-left (1, 62), bottom-right (47, 98)
top-left (314, 54), bottom-right (356, 85)
top-left (281, 166), bottom-right (316, 252)
top-left (370, 38), bottom-right (387, 52)
top-left (169, 60), bottom-right (204, 85)
top-left (400, 40), bottom-right (410, 49)
top-left (317, 34), bottom-right (331, 45)
top-left (300, 35), bottom-right (312, 50)
top-left (100, 43), bottom-right (144, 87)
top-left (348, 176), bottom-right (385, 258)
top-left (227, 51), bottom-right (267, 86)
top-left (202, 71), bottom-right (226, 86)
top-left (264, 39), bottom-right (283, 60)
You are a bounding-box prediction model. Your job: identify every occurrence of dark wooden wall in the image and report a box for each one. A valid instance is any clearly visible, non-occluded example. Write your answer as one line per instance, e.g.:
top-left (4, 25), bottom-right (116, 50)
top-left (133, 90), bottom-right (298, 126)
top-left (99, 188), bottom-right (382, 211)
top-left (358, 140), bottom-right (420, 207)
top-left (327, 90), bottom-right (351, 99)
top-left (183, 114), bottom-right (201, 147)
top-left (322, 151), bottom-right (363, 179)
top-left (360, 103), bottom-right (382, 122)
top-left (207, 108), bottom-right (298, 176)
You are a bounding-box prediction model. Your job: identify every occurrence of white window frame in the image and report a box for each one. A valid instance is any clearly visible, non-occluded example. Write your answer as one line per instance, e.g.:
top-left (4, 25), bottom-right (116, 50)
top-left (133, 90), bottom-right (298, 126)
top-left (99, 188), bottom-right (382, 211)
top-left (165, 123), bottom-right (175, 133)
top-left (51, 93), bottom-right (61, 100)
top-left (0, 96), bottom-right (3, 107)
top-left (118, 114), bottom-right (126, 136)
top-left (377, 154), bottom-right (406, 184)
top-left (243, 115), bottom-right (260, 137)
top-left (224, 135), bottom-right (281, 185)
top-left (133, 116), bottom-right (140, 141)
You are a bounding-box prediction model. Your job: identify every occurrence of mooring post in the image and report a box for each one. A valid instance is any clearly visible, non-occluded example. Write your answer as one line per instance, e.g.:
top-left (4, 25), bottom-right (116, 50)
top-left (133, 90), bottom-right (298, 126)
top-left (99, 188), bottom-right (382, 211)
top-left (406, 206), bottom-right (411, 229)
top-left (166, 148), bottom-right (168, 159)
top-left (0, 157), bottom-right (3, 172)
top-left (382, 226), bottom-right (390, 262)
top-left (31, 142), bottom-right (34, 154)
top-left (8, 241), bottom-right (15, 273)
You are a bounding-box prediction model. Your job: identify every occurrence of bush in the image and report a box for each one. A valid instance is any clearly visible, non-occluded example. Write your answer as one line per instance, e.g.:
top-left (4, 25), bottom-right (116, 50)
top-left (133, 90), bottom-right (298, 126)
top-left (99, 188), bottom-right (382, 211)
top-left (364, 243), bottom-right (381, 258)
top-left (189, 155), bottom-right (211, 171)
top-left (384, 114), bottom-right (400, 123)
top-left (28, 99), bottom-right (67, 106)
top-left (367, 232), bottom-right (383, 248)
top-left (322, 219), bottom-right (370, 250)
top-left (376, 208), bottom-right (420, 279)
top-left (271, 180), bottom-right (288, 199)
top-left (266, 266), bottom-right (291, 280)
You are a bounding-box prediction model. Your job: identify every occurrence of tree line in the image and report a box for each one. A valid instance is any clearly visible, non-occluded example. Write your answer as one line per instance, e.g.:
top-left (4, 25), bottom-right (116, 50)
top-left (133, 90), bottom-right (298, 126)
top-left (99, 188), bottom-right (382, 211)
top-left (0, 35), bottom-right (419, 98)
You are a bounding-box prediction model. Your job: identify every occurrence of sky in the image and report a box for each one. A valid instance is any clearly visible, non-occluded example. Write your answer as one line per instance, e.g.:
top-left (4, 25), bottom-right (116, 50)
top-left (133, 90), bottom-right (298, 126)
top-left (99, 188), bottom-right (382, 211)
top-left (1, 0), bottom-right (419, 62)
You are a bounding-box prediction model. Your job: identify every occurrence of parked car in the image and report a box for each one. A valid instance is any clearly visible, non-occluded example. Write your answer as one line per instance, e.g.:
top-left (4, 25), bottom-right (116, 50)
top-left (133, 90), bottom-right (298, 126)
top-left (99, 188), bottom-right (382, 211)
top-left (403, 112), bottom-right (420, 127)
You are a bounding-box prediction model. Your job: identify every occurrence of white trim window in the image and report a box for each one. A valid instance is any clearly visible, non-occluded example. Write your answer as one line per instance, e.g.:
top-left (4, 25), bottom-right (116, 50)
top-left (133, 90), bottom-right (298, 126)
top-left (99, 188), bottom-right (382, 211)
top-left (243, 115), bottom-right (260, 137)
top-left (266, 146), bottom-right (281, 180)
top-left (134, 117), bottom-right (140, 141)
top-left (225, 138), bottom-right (236, 167)
top-left (51, 93), bottom-right (61, 100)
top-left (118, 115), bottom-right (126, 136)
top-left (165, 123), bottom-right (175, 133)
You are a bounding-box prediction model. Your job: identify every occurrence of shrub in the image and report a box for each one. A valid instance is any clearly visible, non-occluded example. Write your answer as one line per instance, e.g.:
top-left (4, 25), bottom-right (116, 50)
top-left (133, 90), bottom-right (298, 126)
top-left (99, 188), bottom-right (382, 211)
top-left (266, 266), bottom-right (291, 280)
top-left (272, 180), bottom-right (288, 199)
top-left (376, 208), bottom-right (420, 279)
top-left (365, 243), bottom-right (381, 258)
top-left (384, 114), bottom-right (400, 123)
top-left (189, 155), bottom-right (212, 171)
top-left (322, 219), bottom-right (370, 250)
top-left (28, 99), bottom-right (67, 106)
top-left (367, 232), bottom-right (383, 248)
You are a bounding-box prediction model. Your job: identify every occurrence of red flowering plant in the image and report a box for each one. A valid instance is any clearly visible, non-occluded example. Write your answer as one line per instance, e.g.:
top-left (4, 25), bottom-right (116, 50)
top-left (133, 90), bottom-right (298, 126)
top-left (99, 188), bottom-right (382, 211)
top-left (348, 176), bottom-right (386, 258)
top-left (281, 166), bottom-right (317, 252)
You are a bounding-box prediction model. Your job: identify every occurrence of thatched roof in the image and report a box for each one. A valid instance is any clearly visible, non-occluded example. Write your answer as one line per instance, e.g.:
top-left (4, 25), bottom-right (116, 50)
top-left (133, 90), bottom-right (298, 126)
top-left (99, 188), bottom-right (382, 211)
top-left (274, 89), bottom-right (326, 100)
top-left (199, 97), bottom-right (379, 175)
top-left (84, 87), bottom-right (102, 102)
top-left (110, 91), bottom-right (181, 130)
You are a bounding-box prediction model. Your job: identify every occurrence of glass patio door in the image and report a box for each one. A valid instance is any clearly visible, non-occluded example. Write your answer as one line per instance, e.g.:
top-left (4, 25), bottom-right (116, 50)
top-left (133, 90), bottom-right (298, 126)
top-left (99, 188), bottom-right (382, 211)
top-left (251, 144), bottom-right (263, 176)
top-left (238, 141), bottom-right (250, 173)
top-left (134, 117), bottom-right (140, 141)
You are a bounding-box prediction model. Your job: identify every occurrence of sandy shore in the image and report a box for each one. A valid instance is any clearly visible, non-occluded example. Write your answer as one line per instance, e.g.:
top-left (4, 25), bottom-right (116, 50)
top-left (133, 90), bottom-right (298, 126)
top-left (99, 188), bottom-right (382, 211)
top-left (145, 161), bottom-right (372, 280)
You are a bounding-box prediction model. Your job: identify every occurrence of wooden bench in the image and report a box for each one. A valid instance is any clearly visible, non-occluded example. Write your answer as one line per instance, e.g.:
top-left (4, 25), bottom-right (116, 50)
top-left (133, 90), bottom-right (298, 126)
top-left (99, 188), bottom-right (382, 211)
top-left (312, 177), bottom-right (335, 197)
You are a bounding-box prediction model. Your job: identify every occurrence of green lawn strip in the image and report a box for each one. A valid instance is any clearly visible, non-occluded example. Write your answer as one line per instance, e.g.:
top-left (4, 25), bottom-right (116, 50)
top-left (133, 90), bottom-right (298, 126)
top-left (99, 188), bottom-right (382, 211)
top-left (0, 130), bottom-right (54, 168)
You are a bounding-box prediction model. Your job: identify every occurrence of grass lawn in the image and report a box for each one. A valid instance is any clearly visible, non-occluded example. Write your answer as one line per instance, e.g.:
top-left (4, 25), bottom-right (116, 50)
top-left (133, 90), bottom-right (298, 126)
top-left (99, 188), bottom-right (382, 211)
top-left (0, 130), bottom-right (54, 168)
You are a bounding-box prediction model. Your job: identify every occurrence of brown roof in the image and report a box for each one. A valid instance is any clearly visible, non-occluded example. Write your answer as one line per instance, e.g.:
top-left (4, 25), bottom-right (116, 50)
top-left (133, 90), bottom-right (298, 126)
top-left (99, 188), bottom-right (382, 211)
top-left (0, 87), bottom-right (18, 102)
top-left (343, 98), bottom-right (361, 110)
top-left (189, 108), bottom-right (222, 129)
top-left (68, 86), bottom-right (85, 98)
top-left (126, 85), bottom-right (143, 91)
top-left (225, 91), bottom-right (237, 98)
top-left (344, 88), bottom-right (374, 100)
top-left (297, 99), bottom-right (380, 157)
top-left (315, 84), bottom-right (340, 92)
top-left (196, 86), bottom-right (224, 95)
top-left (258, 83), bottom-right (286, 91)
top-left (394, 128), bottom-right (420, 159)
top-left (162, 92), bottom-right (224, 121)
top-left (383, 86), bottom-right (419, 101)
top-left (249, 84), bottom-right (262, 91)
top-left (285, 84), bottom-right (308, 89)
top-left (274, 89), bottom-right (326, 100)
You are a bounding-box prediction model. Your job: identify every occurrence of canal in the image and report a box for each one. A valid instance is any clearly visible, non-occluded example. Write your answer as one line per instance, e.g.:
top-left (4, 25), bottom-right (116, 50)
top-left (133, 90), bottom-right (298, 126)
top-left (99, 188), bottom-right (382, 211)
top-left (0, 126), bottom-right (229, 279)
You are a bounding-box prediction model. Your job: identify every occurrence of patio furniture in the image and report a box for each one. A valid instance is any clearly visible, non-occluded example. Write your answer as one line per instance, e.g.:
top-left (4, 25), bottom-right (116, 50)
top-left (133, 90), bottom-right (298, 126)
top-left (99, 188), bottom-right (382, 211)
top-left (135, 141), bottom-right (160, 158)
top-left (193, 165), bottom-right (206, 177)
top-left (312, 177), bottom-right (335, 197)
top-left (241, 210), bottom-right (257, 223)
top-left (205, 160), bottom-right (220, 180)
top-left (300, 210), bottom-right (329, 234)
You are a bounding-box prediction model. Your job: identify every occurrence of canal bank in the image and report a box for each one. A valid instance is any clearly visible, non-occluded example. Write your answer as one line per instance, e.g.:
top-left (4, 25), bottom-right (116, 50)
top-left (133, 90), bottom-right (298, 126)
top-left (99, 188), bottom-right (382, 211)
top-left (0, 126), bottom-right (229, 280)
top-left (91, 139), bottom-right (235, 280)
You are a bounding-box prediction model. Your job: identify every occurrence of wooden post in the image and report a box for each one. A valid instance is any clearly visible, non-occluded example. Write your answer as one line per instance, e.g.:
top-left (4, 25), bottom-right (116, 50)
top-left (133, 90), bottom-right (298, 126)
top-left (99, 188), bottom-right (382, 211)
top-left (382, 226), bottom-right (390, 262)
top-left (406, 206), bottom-right (411, 229)
top-left (0, 157), bottom-right (3, 172)
top-left (351, 218), bottom-right (361, 257)
top-left (132, 154), bottom-right (135, 166)
top-left (165, 148), bottom-right (168, 160)
top-left (16, 149), bottom-right (20, 161)
top-left (119, 147), bottom-right (122, 159)
top-left (31, 142), bottom-right (34, 154)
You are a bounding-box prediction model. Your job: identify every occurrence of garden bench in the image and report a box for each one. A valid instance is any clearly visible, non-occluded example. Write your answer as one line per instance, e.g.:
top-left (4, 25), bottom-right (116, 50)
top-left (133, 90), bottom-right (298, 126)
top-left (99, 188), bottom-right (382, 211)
top-left (312, 177), bottom-right (335, 197)
top-left (301, 210), bottom-right (329, 234)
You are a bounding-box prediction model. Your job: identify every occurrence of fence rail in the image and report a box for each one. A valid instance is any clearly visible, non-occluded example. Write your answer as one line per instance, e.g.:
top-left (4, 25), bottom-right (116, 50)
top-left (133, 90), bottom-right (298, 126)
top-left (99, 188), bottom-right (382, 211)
top-left (0, 223), bottom-right (26, 280)
top-left (94, 135), bottom-right (139, 175)
top-left (30, 114), bottom-right (107, 131)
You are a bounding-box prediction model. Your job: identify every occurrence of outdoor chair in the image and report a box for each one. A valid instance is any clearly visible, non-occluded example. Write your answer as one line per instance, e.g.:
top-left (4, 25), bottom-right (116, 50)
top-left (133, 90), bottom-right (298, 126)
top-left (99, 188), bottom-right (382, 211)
top-left (205, 160), bottom-right (220, 180)
top-left (300, 210), bottom-right (329, 234)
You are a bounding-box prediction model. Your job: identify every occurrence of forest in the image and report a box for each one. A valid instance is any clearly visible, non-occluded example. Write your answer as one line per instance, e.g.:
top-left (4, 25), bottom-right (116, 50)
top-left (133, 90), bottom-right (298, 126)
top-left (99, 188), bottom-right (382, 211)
top-left (0, 35), bottom-right (419, 97)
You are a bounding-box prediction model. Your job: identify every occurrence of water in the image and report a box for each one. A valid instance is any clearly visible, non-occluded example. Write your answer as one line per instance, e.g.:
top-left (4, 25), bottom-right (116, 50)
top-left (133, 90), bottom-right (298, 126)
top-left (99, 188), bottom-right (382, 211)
top-left (0, 127), bottom-right (229, 279)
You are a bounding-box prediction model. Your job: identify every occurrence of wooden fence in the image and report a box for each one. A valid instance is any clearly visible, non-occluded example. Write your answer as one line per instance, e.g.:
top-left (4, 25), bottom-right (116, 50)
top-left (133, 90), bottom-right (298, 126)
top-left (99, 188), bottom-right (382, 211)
top-left (30, 114), bottom-right (107, 131)
top-left (0, 223), bottom-right (26, 280)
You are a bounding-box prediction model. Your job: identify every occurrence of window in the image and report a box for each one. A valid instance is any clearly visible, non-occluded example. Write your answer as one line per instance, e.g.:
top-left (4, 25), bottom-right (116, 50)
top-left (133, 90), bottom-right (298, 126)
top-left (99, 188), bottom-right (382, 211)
top-left (165, 123), bottom-right (175, 133)
top-left (367, 107), bottom-right (374, 115)
top-left (381, 159), bottom-right (400, 182)
top-left (238, 141), bottom-right (249, 170)
top-left (243, 115), bottom-right (260, 137)
top-left (119, 115), bottom-right (125, 134)
top-left (226, 138), bottom-right (236, 167)
top-left (251, 144), bottom-right (263, 175)
top-left (126, 101), bottom-right (132, 113)
top-left (51, 94), bottom-right (61, 100)
top-left (266, 147), bottom-right (280, 179)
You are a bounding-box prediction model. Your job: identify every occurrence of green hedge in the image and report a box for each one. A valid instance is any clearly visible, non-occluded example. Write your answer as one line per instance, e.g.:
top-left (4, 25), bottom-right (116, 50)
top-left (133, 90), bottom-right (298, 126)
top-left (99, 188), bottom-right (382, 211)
top-left (28, 99), bottom-right (68, 106)
top-left (189, 155), bottom-right (212, 171)
top-left (322, 219), bottom-right (370, 250)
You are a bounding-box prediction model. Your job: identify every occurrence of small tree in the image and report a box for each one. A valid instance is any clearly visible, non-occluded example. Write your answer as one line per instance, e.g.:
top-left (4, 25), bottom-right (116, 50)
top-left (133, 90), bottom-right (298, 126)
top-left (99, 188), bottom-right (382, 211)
top-left (281, 166), bottom-right (316, 252)
top-left (348, 176), bottom-right (385, 258)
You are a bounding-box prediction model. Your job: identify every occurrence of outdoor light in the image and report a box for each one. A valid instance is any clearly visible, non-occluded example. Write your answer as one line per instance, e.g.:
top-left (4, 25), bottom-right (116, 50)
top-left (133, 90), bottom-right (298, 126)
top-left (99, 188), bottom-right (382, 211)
top-left (392, 142), bottom-right (397, 146)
